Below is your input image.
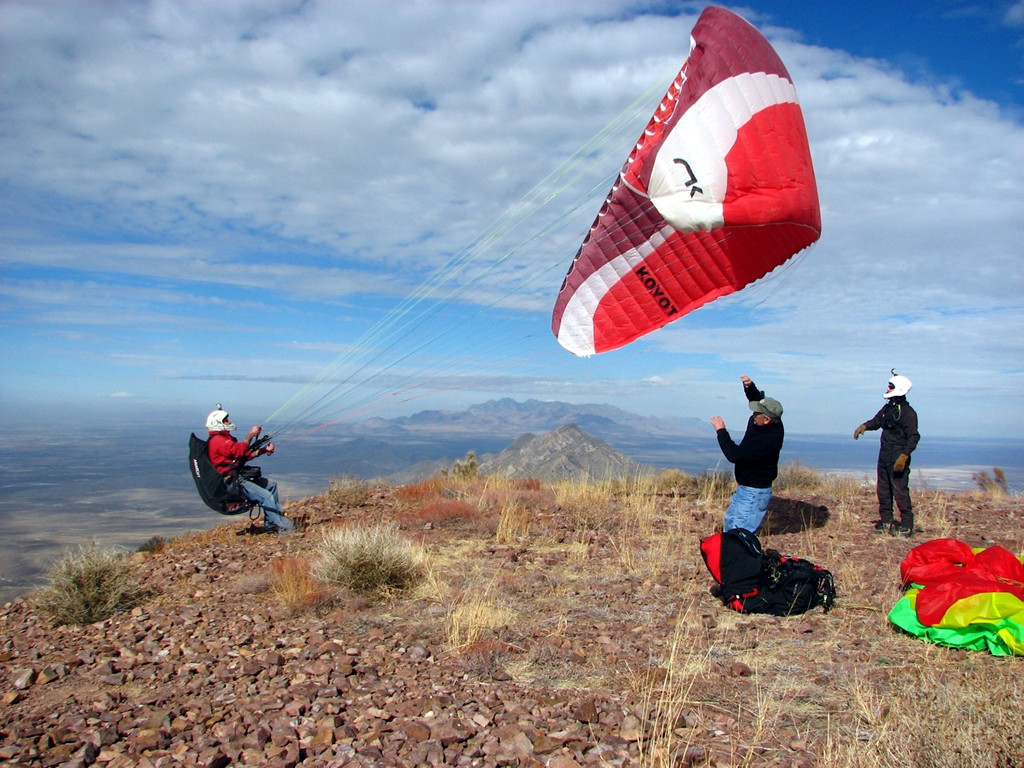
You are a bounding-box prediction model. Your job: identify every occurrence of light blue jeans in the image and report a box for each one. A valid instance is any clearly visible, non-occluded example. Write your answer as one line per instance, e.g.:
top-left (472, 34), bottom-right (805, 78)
top-left (234, 477), bottom-right (295, 533)
top-left (723, 485), bottom-right (773, 533)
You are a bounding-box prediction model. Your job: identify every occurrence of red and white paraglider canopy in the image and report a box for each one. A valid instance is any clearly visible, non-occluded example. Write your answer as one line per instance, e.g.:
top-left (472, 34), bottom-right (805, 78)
top-left (552, 6), bottom-right (821, 356)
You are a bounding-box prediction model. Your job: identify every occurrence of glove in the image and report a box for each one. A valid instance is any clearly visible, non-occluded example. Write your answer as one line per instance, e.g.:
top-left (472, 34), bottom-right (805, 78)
top-left (853, 424), bottom-right (867, 440)
top-left (893, 453), bottom-right (909, 472)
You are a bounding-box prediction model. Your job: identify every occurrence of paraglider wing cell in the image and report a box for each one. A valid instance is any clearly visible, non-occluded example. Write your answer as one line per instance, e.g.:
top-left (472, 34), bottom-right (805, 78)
top-left (552, 6), bottom-right (821, 356)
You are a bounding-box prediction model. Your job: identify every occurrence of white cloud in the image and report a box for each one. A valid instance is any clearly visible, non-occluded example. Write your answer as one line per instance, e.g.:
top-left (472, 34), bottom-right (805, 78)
top-left (1006, 1), bottom-right (1024, 26)
top-left (1, 1), bottom-right (1021, 438)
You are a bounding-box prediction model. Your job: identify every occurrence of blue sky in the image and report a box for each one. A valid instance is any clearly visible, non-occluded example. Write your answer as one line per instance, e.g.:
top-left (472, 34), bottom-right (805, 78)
top-left (1, 0), bottom-right (1022, 440)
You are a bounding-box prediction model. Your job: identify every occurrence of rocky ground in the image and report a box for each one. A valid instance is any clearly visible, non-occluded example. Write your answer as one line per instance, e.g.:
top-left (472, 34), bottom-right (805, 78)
top-left (1, 478), bottom-right (1022, 768)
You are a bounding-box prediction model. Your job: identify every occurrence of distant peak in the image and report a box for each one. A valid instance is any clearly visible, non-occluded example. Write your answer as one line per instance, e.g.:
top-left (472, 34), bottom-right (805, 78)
top-left (553, 423), bottom-right (584, 434)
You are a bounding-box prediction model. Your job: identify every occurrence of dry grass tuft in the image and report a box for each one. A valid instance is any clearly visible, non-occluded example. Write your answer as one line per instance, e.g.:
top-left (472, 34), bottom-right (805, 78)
top-left (554, 477), bottom-right (619, 531)
top-left (636, 602), bottom-right (712, 767)
top-left (775, 463), bottom-right (869, 503)
top-left (822, 662), bottom-right (1024, 767)
top-left (313, 522), bottom-right (426, 597)
top-left (514, 477), bottom-right (544, 492)
top-left (171, 524), bottom-right (247, 548)
top-left (692, 469), bottom-right (735, 507)
top-left (396, 475), bottom-right (445, 502)
top-left (914, 491), bottom-right (956, 538)
top-left (612, 473), bottom-right (661, 529)
top-left (445, 587), bottom-right (515, 650)
top-left (495, 501), bottom-right (531, 544)
top-left (404, 498), bottom-right (484, 527)
top-left (972, 467), bottom-right (1009, 497)
top-left (269, 555), bottom-right (331, 613)
top-left (476, 480), bottom-right (555, 519)
top-left (324, 474), bottom-right (371, 508)
top-left (36, 544), bottom-right (144, 625)
top-left (651, 468), bottom-right (692, 495)
top-left (136, 535), bottom-right (171, 554)
top-left (775, 461), bottom-right (829, 491)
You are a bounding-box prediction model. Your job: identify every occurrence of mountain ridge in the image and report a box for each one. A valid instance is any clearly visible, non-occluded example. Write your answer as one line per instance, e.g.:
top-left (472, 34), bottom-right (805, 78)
top-left (344, 397), bottom-right (706, 441)
top-left (476, 423), bottom-right (643, 483)
top-left (311, 398), bottom-right (710, 482)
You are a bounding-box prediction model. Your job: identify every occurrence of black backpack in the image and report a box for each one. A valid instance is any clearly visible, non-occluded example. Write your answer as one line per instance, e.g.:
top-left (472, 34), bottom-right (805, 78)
top-left (700, 528), bottom-right (836, 616)
top-left (188, 433), bottom-right (258, 516)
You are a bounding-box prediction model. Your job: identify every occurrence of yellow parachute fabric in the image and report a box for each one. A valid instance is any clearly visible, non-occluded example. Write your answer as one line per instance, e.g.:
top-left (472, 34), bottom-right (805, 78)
top-left (889, 543), bottom-right (1024, 656)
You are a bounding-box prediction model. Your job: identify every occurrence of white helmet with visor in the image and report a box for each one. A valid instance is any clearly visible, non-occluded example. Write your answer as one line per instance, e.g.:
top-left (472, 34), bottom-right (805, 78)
top-left (205, 404), bottom-right (236, 431)
top-left (884, 372), bottom-right (912, 398)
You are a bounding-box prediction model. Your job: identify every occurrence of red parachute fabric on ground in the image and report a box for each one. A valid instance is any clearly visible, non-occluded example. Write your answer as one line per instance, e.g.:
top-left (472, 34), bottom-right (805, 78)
top-left (552, 6), bottom-right (821, 356)
top-left (899, 538), bottom-right (1024, 627)
top-left (899, 537), bottom-right (975, 586)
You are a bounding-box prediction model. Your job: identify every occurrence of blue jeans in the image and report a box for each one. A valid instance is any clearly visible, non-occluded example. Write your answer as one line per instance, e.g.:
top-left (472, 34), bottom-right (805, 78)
top-left (723, 485), bottom-right (773, 533)
top-left (234, 477), bottom-right (295, 533)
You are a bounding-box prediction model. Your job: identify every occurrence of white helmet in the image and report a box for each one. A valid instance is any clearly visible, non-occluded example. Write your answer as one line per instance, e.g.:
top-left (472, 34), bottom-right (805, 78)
top-left (205, 406), bottom-right (235, 431)
top-left (884, 372), bottom-right (912, 398)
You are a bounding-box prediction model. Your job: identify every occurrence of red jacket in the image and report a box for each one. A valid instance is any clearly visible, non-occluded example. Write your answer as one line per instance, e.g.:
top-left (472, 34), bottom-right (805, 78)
top-left (207, 431), bottom-right (254, 476)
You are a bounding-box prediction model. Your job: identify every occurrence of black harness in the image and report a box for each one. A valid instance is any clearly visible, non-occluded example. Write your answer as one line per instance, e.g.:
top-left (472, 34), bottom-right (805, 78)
top-left (188, 433), bottom-right (261, 517)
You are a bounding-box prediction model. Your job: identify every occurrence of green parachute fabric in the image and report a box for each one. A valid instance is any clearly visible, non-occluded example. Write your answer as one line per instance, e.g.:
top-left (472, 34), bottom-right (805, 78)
top-left (888, 538), bottom-right (1024, 656)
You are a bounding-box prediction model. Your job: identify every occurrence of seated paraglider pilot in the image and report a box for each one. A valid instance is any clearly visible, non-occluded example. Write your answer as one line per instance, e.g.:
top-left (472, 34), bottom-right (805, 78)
top-left (205, 407), bottom-right (295, 534)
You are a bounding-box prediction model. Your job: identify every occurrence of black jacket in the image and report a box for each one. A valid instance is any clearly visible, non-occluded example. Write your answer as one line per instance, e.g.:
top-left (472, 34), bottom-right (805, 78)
top-left (864, 397), bottom-right (920, 463)
top-left (716, 380), bottom-right (785, 488)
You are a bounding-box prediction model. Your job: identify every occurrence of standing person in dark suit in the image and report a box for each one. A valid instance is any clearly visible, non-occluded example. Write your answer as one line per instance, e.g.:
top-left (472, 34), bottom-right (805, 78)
top-left (854, 371), bottom-right (920, 537)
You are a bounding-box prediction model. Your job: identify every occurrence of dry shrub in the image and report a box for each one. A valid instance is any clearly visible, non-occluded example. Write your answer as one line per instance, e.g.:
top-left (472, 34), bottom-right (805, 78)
top-left (396, 475), bottom-right (445, 502)
top-left (458, 640), bottom-right (519, 678)
top-left (269, 555), bottom-right (330, 613)
top-left (475, 488), bottom-right (510, 515)
top-left (474, 474), bottom-right (515, 507)
top-left (972, 467), bottom-right (1009, 496)
top-left (325, 474), bottom-right (371, 508)
top-left (652, 469), bottom-right (692, 495)
top-left (443, 451), bottom-right (479, 480)
top-left (478, 474), bottom-right (544, 495)
top-left (477, 484), bottom-right (554, 518)
top-left (36, 544), bottom-right (144, 625)
top-left (776, 463), bottom-right (868, 502)
top-left (517, 487), bottom-right (556, 510)
top-left (554, 478), bottom-right (618, 531)
top-left (514, 477), bottom-right (543, 492)
top-left (437, 474), bottom-right (488, 501)
top-left (313, 523), bottom-right (426, 597)
top-left (775, 461), bottom-right (826, 491)
top-left (136, 536), bottom-right (170, 554)
top-left (407, 498), bottom-right (482, 526)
